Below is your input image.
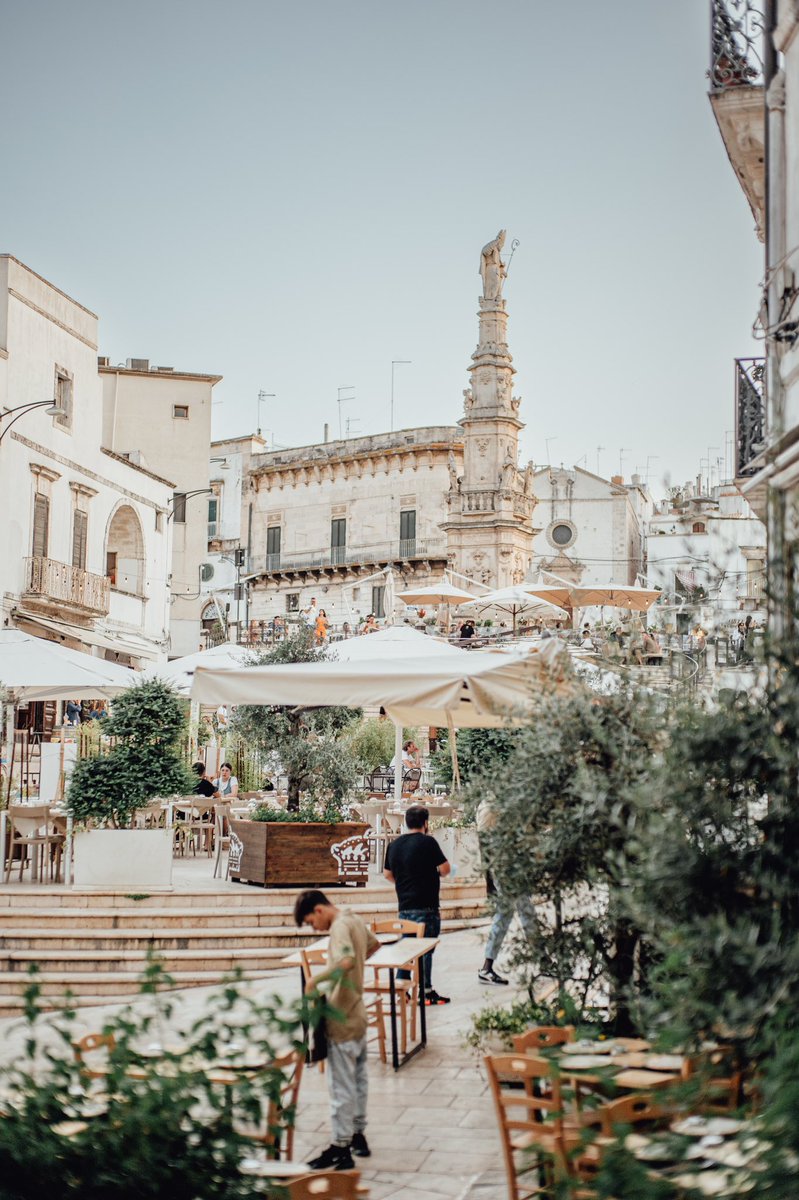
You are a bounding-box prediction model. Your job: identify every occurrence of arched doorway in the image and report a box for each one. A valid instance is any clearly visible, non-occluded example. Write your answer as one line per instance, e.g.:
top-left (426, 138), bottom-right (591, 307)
top-left (106, 505), bottom-right (145, 594)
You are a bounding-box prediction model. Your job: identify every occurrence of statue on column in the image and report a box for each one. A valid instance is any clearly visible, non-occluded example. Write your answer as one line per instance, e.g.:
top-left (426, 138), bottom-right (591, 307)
top-left (479, 230), bottom-right (507, 301)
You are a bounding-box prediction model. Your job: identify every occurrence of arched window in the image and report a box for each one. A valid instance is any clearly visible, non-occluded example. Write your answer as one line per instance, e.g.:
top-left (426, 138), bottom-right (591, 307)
top-left (106, 505), bottom-right (145, 595)
top-left (692, 521), bottom-right (706, 534)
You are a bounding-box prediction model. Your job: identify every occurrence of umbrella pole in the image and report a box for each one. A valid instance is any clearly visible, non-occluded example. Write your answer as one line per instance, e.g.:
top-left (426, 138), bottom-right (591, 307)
top-left (6, 704), bottom-right (18, 805)
top-left (446, 710), bottom-right (461, 792)
top-left (393, 721), bottom-right (403, 804)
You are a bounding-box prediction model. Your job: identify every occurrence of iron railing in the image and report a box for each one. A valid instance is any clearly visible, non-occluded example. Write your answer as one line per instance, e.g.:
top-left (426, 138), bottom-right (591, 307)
top-left (24, 556), bottom-right (110, 615)
top-left (249, 536), bottom-right (448, 576)
top-left (709, 0), bottom-right (765, 92)
top-left (735, 357), bottom-right (767, 476)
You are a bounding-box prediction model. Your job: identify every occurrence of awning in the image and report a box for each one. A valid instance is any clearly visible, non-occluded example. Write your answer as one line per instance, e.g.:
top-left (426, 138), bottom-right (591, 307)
top-left (12, 609), bottom-right (163, 663)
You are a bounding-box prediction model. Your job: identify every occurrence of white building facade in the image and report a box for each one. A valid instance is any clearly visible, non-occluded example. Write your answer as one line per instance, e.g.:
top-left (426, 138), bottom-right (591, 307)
top-left (0, 257), bottom-right (172, 666)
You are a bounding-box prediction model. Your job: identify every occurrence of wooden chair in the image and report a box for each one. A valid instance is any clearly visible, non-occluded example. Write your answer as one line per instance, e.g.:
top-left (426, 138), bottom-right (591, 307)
top-left (352, 801), bottom-right (389, 870)
top-left (133, 800), bottom-right (166, 829)
top-left (242, 1046), bottom-right (304, 1161)
top-left (300, 948), bottom-right (386, 1066)
top-left (286, 1171), bottom-right (366, 1198)
top-left (598, 1093), bottom-right (668, 1137)
top-left (368, 918), bottom-right (425, 1051)
top-left (173, 799), bottom-right (215, 856)
top-left (72, 1031), bottom-right (116, 1079)
top-left (512, 1026), bottom-right (575, 1053)
top-left (4, 804), bottom-right (65, 883)
top-left (682, 1050), bottom-right (743, 1113)
top-left (485, 1053), bottom-right (581, 1200)
top-left (213, 802), bottom-right (232, 879)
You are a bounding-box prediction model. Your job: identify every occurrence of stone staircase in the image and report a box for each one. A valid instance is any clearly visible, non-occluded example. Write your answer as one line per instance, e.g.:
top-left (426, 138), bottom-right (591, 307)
top-left (0, 880), bottom-right (487, 1017)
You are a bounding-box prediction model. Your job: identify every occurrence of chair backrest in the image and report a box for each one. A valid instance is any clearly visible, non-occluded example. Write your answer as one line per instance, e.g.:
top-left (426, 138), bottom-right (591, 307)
top-left (8, 804), bottom-right (52, 838)
top-left (485, 1052), bottom-right (564, 1123)
top-left (512, 1025), bottom-right (575, 1053)
top-left (383, 812), bottom-right (405, 835)
top-left (73, 1031), bottom-right (116, 1063)
top-left (682, 1050), bottom-right (742, 1113)
top-left (214, 802), bottom-right (232, 839)
top-left (287, 1171), bottom-right (361, 1199)
top-left (599, 1093), bottom-right (666, 1137)
top-left (372, 918), bottom-right (425, 938)
top-left (299, 947), bottom-right (328, 987)
top-left (401, 767), bottom-right (422, 793)
top-left (262, 1046), bottom-right (304, 1160)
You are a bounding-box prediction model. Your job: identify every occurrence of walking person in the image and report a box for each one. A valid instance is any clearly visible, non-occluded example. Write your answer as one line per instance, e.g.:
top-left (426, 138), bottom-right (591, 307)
top-left (475, 797), bottom-right (538, 985)
top-left (384, 804), bottom-right (451, 1005)
top-left (293, 890), bottom-right (380, 1171)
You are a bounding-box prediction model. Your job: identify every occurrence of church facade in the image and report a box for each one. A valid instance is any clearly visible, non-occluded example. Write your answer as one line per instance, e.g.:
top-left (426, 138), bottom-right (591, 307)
top-left (243, 233), bottom-right (539, 629)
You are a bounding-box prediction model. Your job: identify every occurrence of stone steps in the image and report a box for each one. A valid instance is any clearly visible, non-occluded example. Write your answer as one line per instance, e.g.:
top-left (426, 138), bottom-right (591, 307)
top-left (0, 881), bottom-right (487, 1016)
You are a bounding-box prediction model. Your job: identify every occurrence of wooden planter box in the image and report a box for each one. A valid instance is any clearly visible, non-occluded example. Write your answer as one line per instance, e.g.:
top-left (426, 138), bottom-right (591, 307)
top-left (229, 820), bottom-right (370, 888)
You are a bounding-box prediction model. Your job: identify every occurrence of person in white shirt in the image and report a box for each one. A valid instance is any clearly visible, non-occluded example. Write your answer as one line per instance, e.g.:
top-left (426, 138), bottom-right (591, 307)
top-left (213, 762), bottom-right (239, 797)
top-left (301, 597), bottom-right (318, 627)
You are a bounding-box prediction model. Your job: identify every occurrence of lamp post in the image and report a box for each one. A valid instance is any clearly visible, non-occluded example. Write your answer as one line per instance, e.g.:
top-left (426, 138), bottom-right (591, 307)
top-left (0, 400), bottom-right (65, 445)
top-left (166, 488), bottom-right (214, 522)
top-left (390, 360), bottom-right (411, 432)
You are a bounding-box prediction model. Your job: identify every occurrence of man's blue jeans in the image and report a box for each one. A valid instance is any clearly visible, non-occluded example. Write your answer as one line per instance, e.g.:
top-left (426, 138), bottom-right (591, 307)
top-left (398, 908), bottom-right (441, 992)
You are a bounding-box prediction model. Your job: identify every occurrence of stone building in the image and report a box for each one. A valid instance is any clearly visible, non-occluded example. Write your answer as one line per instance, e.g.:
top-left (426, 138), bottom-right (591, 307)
top-left (530, 466), bottom-right (651, 585)
top-left (242, 232), bottom-right (538, 628)
top-left (99, 359), bottom-right (221, 657)
top-left (0, 256), bottom-right (172, 666)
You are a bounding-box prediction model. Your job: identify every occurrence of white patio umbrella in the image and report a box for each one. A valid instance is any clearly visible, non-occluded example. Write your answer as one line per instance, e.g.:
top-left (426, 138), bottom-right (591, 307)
top-left (395, 582), bottom-right (480, 606)
top-left (520, 582), bottom-right (576, 609)
top-left (0, 629), bottom-right (135, 702)
top-left (568, 584), bottom-right (662, 612)
top-left (461, 585), bottom-right (570, 634)
top-left (326, 625), bottom-right (470, 794)
top-left (147, 641), bottom-right (253, 696)
top-left (191, 639), bottom-right (568, 790)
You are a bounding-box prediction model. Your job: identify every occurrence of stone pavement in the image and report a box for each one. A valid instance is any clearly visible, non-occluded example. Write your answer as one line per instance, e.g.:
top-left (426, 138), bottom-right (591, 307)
top-left (0, 917), bottom-right (528, 1198)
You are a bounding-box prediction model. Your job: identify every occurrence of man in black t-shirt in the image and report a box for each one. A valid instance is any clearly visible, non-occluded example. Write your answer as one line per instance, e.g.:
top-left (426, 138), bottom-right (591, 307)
top-left (384, 804), bottom-right (451, 1005)
top-left (192, 761), bottom-right (219, 799)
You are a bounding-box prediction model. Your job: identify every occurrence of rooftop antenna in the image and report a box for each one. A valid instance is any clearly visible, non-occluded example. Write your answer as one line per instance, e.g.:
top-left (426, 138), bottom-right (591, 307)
top-left (619, 448), bottom-right (631, 478)
top-left (256, 391), bottom-right (275, 436)
top-left (337, 385), bottom-right (355, 439)
top-left (596, 445), bottom-right (605, 475)
top-left (390, 360), bottom-right (411, 432)
top-left (345, 416), bottom-right (361, 437)
top-left (544, 436), bottom-right (557, 464)
top-left (645, 455), bottom-right (659, 487)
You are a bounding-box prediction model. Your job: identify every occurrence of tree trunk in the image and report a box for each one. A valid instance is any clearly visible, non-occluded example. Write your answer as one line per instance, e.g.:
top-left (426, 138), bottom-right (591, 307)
top-left (287, 711), bottom-right (302, 811)
top-left (609, 919), bottom-right (639, 1036)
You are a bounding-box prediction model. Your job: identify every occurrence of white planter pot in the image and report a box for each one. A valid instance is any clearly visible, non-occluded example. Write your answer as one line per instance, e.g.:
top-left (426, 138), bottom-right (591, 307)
top-left (432, 826), bottom-right (483, 882)
top-left (72, 828), bottom-right (174, 891)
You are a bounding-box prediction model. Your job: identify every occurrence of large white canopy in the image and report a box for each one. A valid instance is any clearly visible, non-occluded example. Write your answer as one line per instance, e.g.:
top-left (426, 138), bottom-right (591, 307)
top-left (147, 641), bottom-right (253, 696)
top-left (191, 639), bottom-right (566, 728)
top-left (326, 625), bottom-right (469, 662)
top-left (568, 584), bottom-right (662, 612)
top-left (0, 629), bottom-right (135, 702)
top-left (396, 582), bottom-right (480, 606)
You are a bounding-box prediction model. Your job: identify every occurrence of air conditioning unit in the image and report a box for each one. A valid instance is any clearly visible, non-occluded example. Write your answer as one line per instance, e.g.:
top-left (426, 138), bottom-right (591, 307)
top-left (126, 358), bottom-right (149, 371)
top-left (200, 563), bottom-right (214, 583)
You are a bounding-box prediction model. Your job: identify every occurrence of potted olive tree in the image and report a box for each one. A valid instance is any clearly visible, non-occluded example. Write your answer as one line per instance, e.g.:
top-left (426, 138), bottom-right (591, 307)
top-left (66, 679), bottom-right (195, 890)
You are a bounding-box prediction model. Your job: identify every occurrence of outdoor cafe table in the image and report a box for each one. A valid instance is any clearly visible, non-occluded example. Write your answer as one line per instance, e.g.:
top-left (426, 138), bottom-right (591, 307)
top-left (541, 1039), bottom-right (688, 1104)
top-left (282, 934), bottom-right (440, 1071)
top-left (604, 1116), bottom-right (762, 1196)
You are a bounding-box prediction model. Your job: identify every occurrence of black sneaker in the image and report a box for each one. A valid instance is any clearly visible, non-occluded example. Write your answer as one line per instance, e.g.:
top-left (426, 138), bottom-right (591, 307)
top-left (478, 967), bottom-right (509, 985)
top-left (424, 989), bottom-right (451, 1005)
top-left (350, 1131), bottom-right (371, 1157)
top-left (307, 1144), bottom-right (355, 1171)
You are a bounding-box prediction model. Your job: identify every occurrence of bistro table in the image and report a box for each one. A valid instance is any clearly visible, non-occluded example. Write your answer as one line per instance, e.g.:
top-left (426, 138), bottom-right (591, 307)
top-left (541, 1038), bottom-right (688, 1105)
top-left (612, 1116), bottom-right (760, 1196)
top-left (282, 934), bottom-right (440, 1071)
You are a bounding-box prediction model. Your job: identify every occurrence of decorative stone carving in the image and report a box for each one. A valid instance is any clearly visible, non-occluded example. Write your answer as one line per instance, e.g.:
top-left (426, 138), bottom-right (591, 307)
top-left (475, 438), bottom-right (489, 457)
top-left (463, 387), bottom-right (474, 412)
top-left (447, 451), bottom-right (461, 493)
top-left (479, 230), bottom-right (507, 301)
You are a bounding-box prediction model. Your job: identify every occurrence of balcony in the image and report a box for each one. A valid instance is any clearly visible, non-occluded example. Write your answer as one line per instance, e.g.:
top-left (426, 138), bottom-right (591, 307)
top-left (708, 0), bottom-right (766, 237)
top-left (249, 536), bottom-right (448, 579)
top-left (24, 557), bottom-right (110, 616)
top-left (735, 356), bottom-right (767, 477)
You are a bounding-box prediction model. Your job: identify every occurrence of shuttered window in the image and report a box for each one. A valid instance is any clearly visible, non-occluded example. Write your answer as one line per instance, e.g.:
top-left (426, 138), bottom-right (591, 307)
top-left (32, 494), bottom-right (49, 558)
top-left (72, 509), bottom-right (88, 570)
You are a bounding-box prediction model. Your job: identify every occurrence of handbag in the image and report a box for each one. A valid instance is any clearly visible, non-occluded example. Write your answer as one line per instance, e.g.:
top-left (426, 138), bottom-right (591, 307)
top-left (309, 1017), bottom-right (328, 1064)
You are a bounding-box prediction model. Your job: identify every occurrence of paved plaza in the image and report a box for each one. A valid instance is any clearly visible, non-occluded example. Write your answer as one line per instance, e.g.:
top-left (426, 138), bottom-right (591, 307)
top-left (0, 918), bottom-right (517, 1199)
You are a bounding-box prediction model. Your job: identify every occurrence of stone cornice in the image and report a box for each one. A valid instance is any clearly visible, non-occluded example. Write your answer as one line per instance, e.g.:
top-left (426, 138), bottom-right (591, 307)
top-left (252, 439), bottom-right (462, 491)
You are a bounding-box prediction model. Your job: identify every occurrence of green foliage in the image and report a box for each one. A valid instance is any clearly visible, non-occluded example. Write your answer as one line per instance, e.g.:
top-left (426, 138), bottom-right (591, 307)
top-left (66, 680), bottom-right (195, 828)
top-left (431, 726), bottom-right (517, 786)
top-left (0, 957), bottom-right (333, 1199)
top-left (465, 995), bottom-right (563, 1051)
top-left (232, 627), bottom-right (361, 811)
top-left (250, 796), bottom-right (349, 824)
top-left (343, 717), bottom-right (418, 772)
top-left (477, 682), bottom-right (663, 1032)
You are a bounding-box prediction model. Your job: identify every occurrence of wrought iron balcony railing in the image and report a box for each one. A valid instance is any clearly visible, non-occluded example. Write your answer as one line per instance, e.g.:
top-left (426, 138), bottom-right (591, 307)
top-left (24, 556), bottom-right (110, 615)
top-left (709, 0), bottom-right (765, 92)
top-left (249, 535), bottom-right (448, 577)
top-left (735, 356), bottom-right (767, 476)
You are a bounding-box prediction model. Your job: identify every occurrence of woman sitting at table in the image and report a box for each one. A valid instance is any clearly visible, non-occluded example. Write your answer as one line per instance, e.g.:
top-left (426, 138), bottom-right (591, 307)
top-left (192, 761), bottom-right (219, 799)
top-left (213, 762), bottom-right (239, 798)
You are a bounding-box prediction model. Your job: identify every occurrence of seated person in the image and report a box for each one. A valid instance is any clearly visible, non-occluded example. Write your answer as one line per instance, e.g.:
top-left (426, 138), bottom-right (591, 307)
top-left (579, 632), bottom-right (596, 651)
top-left (458, 619), bottom-right (476, 640)
top-left (213, 762), bottom-right (239, 797)
top-left (642, 630), bottom-right (662, 661)
top-left (192, 761), bottom-right (219, 799)
top-left (390, 740), bottom-right (419, 771)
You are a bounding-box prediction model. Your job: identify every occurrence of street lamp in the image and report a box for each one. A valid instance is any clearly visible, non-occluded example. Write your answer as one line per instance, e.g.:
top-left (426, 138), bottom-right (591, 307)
top-left (0, 400), bottom-right (65, 445)
top-left (390, 360), bottom-right (411, 432)
top-left (167, 488), bottom-right (214, 522)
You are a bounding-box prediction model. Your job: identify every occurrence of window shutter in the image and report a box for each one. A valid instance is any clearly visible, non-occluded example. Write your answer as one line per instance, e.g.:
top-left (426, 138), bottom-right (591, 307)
top-left (32, 495), bottom-right (49, 558)
top-left (72, 509), bottom-right (88, 569)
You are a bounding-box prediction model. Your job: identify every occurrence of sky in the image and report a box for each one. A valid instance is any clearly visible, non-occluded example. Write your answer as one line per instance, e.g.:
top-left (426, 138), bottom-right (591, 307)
top-left (1, 0), bottom-right (764, 497)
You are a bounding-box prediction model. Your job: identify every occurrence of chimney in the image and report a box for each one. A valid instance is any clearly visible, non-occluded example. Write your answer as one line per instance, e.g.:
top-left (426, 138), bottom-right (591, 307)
top-left (323, 423), bottom-right (330, 443)
top-left (696, 473), bottom-right (703, 496)
top-left (631, 473), bottom-right (642, 487)
top-left (611, 474), bottom-right (624, 486)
